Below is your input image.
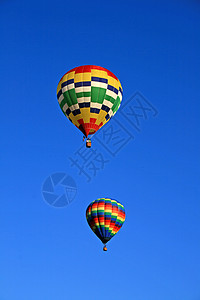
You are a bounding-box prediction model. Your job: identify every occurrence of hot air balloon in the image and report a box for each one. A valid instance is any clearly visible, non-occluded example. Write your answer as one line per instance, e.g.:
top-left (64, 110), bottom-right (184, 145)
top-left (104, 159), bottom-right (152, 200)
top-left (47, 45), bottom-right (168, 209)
top-left (57, 65), bottom-right (123, 148)
top-left (86, 198), bottom-right (125, 251)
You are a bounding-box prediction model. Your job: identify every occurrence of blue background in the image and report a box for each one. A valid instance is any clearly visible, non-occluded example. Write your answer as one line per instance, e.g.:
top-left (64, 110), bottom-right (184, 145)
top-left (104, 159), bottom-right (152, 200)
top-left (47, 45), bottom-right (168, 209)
top-left (1, 0), bottom-right (200, 299)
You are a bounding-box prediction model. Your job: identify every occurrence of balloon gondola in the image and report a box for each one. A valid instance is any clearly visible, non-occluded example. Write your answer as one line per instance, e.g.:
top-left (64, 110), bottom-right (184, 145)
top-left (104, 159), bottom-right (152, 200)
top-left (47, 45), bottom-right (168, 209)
top-left (57, 65), bottom-right (123, 147)
top-left (86, 138), bottom-right (91, 148)
top-left (103, 245), bottom-right (107, 251)
top-left (86, 198), bottom-right (125, 251)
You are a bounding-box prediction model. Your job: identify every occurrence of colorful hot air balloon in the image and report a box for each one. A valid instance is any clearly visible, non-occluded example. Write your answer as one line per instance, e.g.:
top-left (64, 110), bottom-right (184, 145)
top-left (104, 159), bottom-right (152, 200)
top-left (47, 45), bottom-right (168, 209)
top-left (57, 65), bottom-right (123, 147)
top-left (86, 198), bottom-right (125, 251)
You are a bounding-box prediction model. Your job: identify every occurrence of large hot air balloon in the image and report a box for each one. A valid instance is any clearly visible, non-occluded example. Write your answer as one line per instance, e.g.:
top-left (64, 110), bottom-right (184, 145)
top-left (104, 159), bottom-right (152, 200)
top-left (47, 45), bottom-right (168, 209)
top-left (86, 198), bottom-right (125, 251)
top-left (57, 65), bottom-right (123, 148)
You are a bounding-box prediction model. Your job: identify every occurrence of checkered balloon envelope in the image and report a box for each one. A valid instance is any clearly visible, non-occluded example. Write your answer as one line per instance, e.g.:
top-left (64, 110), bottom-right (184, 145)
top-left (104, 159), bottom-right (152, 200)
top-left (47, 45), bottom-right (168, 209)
top-left (57, 65), bottom-right (123, 146)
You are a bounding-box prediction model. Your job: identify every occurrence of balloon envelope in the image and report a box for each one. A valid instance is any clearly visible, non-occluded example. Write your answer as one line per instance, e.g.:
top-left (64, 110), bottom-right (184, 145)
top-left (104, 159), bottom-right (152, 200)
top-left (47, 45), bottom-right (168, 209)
top-left (57, 65), bottom-right (123, 137)
top-left (86, 198), bottom-right (125, 244)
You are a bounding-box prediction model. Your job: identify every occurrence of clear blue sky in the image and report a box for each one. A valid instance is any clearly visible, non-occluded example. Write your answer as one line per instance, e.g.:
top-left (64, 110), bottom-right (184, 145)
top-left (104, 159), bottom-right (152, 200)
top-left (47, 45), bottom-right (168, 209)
top-left (1, 0), bottom-right (200, 299)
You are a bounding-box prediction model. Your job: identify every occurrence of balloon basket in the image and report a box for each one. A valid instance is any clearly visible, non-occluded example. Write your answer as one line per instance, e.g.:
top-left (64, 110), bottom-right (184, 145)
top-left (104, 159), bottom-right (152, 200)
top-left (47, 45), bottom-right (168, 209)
top-left (86, 139), bottom-right (91, 148)
top-left (103, 245), bottom-right (107, 251)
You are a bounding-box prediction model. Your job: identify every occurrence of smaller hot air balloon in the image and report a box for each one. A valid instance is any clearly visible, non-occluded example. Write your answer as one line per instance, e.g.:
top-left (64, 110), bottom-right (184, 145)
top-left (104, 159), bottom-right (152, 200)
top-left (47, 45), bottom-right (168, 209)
top-left (86, 198), bottom-right (125, 251)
